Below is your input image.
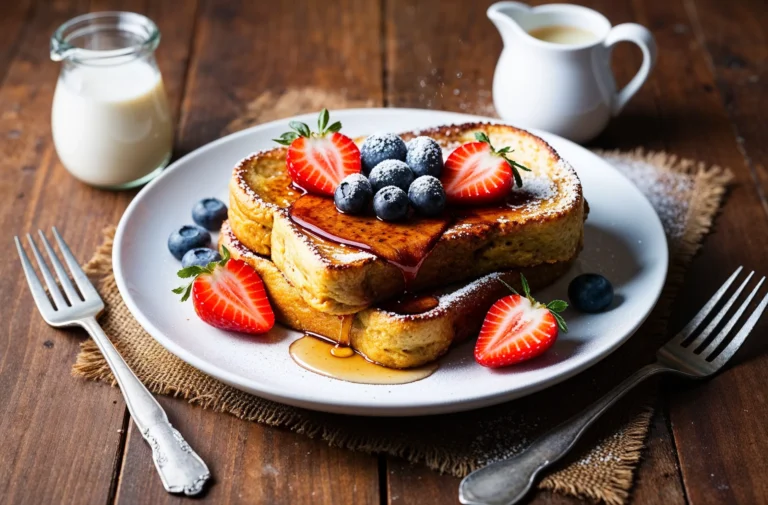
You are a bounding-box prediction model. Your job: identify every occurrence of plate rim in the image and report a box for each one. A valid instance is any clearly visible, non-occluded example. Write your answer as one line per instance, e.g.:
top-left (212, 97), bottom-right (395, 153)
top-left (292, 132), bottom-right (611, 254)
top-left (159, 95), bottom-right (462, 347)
top-left (113, 108), bottom-right (668, 416)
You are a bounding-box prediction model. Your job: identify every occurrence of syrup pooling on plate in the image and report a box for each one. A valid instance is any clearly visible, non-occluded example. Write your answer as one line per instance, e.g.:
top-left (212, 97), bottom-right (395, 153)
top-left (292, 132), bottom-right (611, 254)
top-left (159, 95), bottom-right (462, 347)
top-left (289, 335), bottom-right (438, 385)
top-left (330, 315), bottom-right (355, 357)
top-left (289, 194), bottom-right (450, 289)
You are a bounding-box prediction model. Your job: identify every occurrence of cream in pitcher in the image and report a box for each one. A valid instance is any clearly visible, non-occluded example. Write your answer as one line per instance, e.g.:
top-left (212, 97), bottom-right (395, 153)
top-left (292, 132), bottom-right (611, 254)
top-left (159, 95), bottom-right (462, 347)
top-left (487, 2), bottom-right (657, 143)
top-left (50, 12), bottom-right (172, 189)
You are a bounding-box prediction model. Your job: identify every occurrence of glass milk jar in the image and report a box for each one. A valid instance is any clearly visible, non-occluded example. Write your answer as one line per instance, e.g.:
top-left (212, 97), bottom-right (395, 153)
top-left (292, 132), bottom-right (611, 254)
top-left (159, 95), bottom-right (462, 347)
top-left (50, 12), bottom-right (173, 189)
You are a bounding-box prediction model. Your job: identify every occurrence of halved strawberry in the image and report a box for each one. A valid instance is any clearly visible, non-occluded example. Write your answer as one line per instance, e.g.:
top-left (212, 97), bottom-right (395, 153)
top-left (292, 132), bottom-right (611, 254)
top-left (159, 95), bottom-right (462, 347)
top-left (474, 274), bottom-right (567, 368)
top-left (174, 247), bottom-right (275, 334)
top-left (273, 109), bottom-right (361, 196)
top-left (442, 132), bottom-right (530, 204)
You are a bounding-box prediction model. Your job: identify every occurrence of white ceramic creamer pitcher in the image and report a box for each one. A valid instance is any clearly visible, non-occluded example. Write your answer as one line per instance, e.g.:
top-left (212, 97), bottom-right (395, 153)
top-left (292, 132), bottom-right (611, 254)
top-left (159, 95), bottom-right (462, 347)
top-left (488, 2), bottom-right (657, 143)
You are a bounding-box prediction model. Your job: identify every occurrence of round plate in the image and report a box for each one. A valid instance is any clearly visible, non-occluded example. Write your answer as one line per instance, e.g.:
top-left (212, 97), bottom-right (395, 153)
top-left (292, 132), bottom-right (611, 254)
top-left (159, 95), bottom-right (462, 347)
top-left (114, 109), bottom-right (667, 416)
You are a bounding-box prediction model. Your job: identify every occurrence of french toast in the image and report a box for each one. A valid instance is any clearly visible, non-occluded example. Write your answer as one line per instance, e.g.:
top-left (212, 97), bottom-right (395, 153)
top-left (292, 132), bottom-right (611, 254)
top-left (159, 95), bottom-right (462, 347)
top-left (229, 122), bottom-right (585, 315)
top-left (219, 222), bottom-right (574, 369)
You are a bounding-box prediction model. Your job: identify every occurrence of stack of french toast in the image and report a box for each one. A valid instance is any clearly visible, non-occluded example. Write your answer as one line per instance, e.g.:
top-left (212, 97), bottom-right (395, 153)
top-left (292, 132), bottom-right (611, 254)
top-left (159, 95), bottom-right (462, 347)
top-left (220, 121), bottom-right (586, 369)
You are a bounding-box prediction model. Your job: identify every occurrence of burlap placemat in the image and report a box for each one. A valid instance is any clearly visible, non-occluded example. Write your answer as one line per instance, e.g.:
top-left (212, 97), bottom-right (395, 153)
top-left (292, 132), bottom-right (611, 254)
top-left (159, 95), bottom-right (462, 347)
top-left (71, 146), bottom-right (730, 504)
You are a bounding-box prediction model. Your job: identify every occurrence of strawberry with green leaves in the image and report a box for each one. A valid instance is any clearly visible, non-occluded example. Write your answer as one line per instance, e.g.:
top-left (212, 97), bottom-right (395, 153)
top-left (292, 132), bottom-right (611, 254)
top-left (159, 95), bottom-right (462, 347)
top-left (273, 109), bottom-right (361, 196)
top-left (442, 131), bottom-right (530, 204)
top-left (174, 247), bottom-right (275, 334)
top-left (474, 274), bottom-right (568, 368)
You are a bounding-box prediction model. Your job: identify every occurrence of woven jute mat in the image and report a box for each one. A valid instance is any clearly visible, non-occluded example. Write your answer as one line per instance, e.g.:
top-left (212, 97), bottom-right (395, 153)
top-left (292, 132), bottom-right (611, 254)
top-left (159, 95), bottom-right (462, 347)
top-left (72, 97), bottom-right (732, 504)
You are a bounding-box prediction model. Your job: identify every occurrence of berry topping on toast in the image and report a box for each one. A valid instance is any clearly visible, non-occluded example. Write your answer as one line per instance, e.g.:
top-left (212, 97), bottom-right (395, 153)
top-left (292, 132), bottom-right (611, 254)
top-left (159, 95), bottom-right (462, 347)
top-left (274, 109), bottom-right (361, 196)
top-left (174, 246), bottom-right (275, 334)
top-left (360, 133), bottom-right (408, 174)
top-left (443, 132), bottom-right (530, 205)
top-left (475, 274), bottom-right (567, 368)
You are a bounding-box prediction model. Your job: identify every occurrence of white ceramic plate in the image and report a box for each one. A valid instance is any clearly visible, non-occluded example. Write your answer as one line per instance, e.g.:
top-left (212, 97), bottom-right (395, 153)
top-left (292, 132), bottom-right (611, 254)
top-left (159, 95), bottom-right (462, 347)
top-left (114, 109), bottom-right (667, 416)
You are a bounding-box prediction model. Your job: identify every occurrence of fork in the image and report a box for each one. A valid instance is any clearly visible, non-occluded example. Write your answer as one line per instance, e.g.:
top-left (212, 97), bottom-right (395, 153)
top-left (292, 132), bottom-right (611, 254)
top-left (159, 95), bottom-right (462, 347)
top-left (15, 228), bottom-right (210, 496)
top-left (459, 266), bottom-right (768, 505)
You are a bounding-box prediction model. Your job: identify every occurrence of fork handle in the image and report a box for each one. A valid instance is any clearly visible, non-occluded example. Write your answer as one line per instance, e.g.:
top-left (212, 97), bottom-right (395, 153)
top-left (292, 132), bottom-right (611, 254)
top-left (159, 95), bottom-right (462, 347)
top-left (80, 317), bottom-right (210, 495)
top-left (459, 363), bottom-right (668, 505)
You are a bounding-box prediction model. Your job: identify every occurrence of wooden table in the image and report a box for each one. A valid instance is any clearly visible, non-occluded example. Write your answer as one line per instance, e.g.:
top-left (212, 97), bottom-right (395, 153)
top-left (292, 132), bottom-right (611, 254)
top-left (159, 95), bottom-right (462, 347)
top-left (2, 0), bottom-right (767, 503)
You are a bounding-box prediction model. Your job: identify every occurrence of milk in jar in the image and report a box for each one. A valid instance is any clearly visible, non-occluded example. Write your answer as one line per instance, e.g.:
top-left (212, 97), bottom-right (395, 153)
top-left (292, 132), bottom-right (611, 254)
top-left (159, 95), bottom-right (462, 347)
top-left (50, 12), bottom-right (172, 189)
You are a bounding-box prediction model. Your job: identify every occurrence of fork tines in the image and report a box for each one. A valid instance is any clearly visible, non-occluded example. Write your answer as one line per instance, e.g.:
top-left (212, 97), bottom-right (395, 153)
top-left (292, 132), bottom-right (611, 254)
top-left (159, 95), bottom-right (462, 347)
top-left (671, 267), bottom-right (768, 367)
top-left (15, 228), bottom-right (97, 313)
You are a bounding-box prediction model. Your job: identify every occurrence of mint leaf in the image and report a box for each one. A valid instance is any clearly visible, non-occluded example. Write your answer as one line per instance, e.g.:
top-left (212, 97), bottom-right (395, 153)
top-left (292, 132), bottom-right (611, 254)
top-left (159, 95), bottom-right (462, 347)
top-left (173, 282), bottom-right (193, 302)
top-left (219, 245), bottom-right (230, 265)
top-left (289, 121), bottom-right (311, 137)
top-left (520, 273), bottom-right (531, 298)
top-left (509, 160), bottom-right (523, 188)
top-left (474, 131), bottom-right (491, 144)
top-left (177, 265), bottom-right (205, 279)
top-left (318, 108), bottom-right (329, 132)
top-left (546, 300), bottom-right (568, 313)
top-left (552, 311), bottom-right (568, 333)
top-left (510, 159), bottom-right (531, 172)
top-left (273, 131), bottom-right (299, 146)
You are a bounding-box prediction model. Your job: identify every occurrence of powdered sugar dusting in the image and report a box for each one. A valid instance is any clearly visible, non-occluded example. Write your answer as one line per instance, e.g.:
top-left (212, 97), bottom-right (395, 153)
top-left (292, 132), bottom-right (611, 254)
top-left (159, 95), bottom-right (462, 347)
top-left (602, 152), bottom-right (693, 242)
top-left (360, 133), bottom-right (407, 170)
top-left (507, 175), bottom-right (557, 211)
top-left (406, 136), bottom-right (442, 166)
top-left (437, 272), bottom-right (501, 308)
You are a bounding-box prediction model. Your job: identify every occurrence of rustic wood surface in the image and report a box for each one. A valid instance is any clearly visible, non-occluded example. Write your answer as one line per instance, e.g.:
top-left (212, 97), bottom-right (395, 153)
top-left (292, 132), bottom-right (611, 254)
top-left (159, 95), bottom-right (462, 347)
top-left (1, 0), bottom-right (766, 504)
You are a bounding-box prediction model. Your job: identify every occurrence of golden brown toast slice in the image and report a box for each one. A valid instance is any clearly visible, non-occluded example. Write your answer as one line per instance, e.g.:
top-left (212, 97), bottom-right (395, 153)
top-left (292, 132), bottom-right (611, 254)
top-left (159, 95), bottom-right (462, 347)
top-left (229, 122), bottom-right (585, 315)
top-left (220, 222), bottom-right (574, 369)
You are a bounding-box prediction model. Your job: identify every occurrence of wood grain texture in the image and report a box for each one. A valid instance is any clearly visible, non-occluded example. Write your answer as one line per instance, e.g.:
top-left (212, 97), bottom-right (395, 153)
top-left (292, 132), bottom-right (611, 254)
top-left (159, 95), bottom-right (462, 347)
top-left (176, 0), bottom-right (384, 156)
top-left (115, 396), bottom-right (380, 505)
top-left (2, 0), bottom-right (768, 504)
top-left (684, 0), bottom-right (768, 216)
top-left (630, 406), bottom-right (686, 504)
top-left (113, 0), bottom-right (384, 503)
top-left (628, 0), bottom-right (768, 504)
top-left (0, 0), bottom-right (34, 84)
top-left (384, 0), bottom-right (498, 113)
top-left (0, 1), bottom-right (127, 505)
top-left (0, 1), bottom-right (197, 505)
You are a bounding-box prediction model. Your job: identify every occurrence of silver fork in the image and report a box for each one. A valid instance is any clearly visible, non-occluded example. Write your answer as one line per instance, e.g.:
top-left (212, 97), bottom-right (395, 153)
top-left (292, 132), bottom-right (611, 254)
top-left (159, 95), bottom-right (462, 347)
top-left (15, 228), bottom-right (210, 496)
top-left (460, 266), bottom-right (768, 505)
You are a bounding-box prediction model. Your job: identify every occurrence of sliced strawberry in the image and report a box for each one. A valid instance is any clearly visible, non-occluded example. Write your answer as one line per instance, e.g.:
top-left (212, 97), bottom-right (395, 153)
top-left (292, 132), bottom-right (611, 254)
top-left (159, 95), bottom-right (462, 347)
top-left (286, 133), bottom-right (360, 195)
top-left (442, 131), bottom-right (530, 205)
top-left (274, 109), bottom-right (361, 196)
top-left (474, 274), bottom-right (568, 368)
top-left (174, 247), bottom-right (275, 334)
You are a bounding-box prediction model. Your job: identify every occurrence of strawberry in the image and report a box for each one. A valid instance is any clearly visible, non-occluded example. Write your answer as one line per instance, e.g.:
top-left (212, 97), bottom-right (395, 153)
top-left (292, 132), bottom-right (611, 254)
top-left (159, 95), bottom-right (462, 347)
top-left (442, 132), bottom-right (530, 204)
top-left (273, 109), bottom-right (361, 196)
top-left (173, 247), bottom-right (275, 334)
top-left (474, 274), bottom-right (568, 368)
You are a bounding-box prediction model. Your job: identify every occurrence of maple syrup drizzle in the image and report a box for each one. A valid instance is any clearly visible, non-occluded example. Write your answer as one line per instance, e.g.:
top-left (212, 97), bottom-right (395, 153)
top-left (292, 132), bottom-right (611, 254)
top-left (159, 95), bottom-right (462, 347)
top-left (330, 315), bottom-right (355, 358)
top-left (289, 335), bottom-right (438, 385)
top-left (288, 194), bottom-right (450, 291)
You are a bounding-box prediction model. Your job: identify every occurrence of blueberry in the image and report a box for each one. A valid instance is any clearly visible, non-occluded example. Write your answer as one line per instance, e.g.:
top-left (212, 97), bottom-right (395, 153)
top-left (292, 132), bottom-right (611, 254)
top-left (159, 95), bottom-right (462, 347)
top-left (568, 273), bottom-right (614, 313)
top-left (334, 173), bottom-right (373, 214)
top-left (181, 247), bottom-right (222, 268)
top-left (369, 160), bottom-right (414, 193)
top-left (168, 225), bottom-right (211, 260)
top-left (360, 133), bottom-right (407, 175)
top-left (406, 136), bottom-right (444, 178)
top-left (192, 197), bottom-right (228, 231)
top-left (408, 176), bottom-right (446, 216)
top-left (373, 186), bottom-right (409, 221)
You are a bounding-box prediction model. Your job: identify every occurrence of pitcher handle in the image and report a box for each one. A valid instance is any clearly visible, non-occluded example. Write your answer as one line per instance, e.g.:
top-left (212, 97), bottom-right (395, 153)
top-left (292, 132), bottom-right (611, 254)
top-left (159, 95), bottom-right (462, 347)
top-left (604, 23), bottom-right (657, 116)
